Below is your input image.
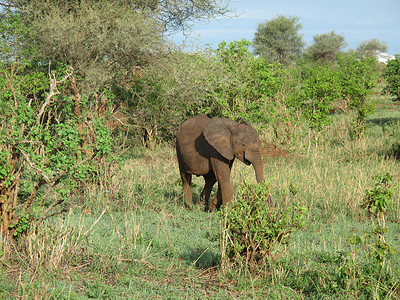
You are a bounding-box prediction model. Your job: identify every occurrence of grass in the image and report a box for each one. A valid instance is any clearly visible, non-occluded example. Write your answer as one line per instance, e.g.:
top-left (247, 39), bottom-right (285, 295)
top-left (1, 93), bottom-right (400, 298)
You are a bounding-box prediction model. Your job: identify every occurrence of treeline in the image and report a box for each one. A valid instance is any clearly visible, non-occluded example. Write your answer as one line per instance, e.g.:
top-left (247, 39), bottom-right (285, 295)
top-left (130, 40), bottom-right (381, 147)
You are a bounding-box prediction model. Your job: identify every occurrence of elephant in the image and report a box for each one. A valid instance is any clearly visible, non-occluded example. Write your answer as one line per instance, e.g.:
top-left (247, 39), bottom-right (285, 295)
top-left (176, 114), bottom-right (264, 211)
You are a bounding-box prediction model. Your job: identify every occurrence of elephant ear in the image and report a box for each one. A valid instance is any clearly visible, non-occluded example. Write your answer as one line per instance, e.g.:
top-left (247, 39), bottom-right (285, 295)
top-left (203, 118), bottom-right (234, 160)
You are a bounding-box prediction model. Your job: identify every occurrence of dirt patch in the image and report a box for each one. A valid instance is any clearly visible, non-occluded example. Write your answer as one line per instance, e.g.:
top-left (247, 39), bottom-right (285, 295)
top-left (260, 143), bottom-right (288, 158)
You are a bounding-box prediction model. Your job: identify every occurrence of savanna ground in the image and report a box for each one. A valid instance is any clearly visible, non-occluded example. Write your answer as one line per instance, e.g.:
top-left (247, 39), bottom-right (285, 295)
top-left (1, 92), bottom-right (400, 299)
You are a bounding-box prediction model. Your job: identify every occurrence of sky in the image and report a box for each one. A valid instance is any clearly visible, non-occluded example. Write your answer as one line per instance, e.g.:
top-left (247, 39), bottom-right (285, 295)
top-left (170, 0), bottom-right (400, 55)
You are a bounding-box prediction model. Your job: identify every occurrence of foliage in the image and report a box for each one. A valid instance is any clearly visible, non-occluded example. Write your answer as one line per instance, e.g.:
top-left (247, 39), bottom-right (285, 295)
top-left (0, 62), bottom-right (115, 239)
top-left (128, 40), bottom-right (287, 144)
top-left (253, 15), bottom-right (305, 65)
top-left (220, 181), bottom-right (306, 273)
top-left (206, 40), bottom-right (286, 122)
top-left (0, 14), bottom-right (115, 239)
top-left (355, 38), bottom-right (388, 60)
top-left (19, 1), bottom-right (166, 95)
top-left (127, 50), bottom-right (221, 146)
top-left (383, 54), bottom-right (400, 101)
top-left (305, 31), bottom-right (347, 62)
top-left (2, 0), bottom-right (232, 33)
top-left (337, 53), bottom-right (378, 137)
top-left (297, 64), bottom-right (341, 130)
top-left (335, 173), bottom-right (398, 298)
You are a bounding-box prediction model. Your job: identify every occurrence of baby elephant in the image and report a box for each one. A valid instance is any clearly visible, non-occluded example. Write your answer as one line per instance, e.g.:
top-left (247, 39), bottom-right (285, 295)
top-left (176, 114), bottom-right (264, 211)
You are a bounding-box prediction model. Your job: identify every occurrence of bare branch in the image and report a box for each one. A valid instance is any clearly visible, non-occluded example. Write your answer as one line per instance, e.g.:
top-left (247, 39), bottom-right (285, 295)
top-left (37, 66), bottom-right (74, 122)
top-left (0, 2), bottom-right (18, 8)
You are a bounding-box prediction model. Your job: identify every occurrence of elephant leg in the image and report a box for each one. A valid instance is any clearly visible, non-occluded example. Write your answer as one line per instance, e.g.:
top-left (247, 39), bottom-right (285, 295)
top-left (209, 180), bottom-right (232, 211)
top-left (208, 195), bottom-right (218, 212)
top-left (181, 172), bottom-right (192, 207)
top-left (216, 175), bottom-right (233, 209)
top-left (201, 175), bottom-right (216, 210)
top-left (208, 159), bottom-right (233, 211)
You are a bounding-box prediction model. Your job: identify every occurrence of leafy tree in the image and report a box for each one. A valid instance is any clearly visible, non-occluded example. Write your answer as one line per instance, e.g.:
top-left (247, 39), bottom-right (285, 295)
top-left (355, 38), bottom-right (388, 60)
top-left (306, 31), bottom-right (347, 62)
top-left (337, 53), bottom-right (378, 137)
top-left (0, 62), bottom-right (114, 240)
top-left (208, 40), bottom-right (285, 122)
top-left (12, 1), bottom-right (166, 95)
top-left (128, 50), bottom-right (220, 146)
top-left (0, 10), bottom-right (115, 240)
top-left (295, 64), bottom-right (341, 148)
top-left (383, 54), bottom-right (400, 101)
top-left (253, 15), bottom-right (305, 65)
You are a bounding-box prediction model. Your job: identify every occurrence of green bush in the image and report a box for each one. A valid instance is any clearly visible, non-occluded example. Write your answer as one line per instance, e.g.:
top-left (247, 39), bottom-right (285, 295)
top-left (220, 181), bottom-right (306, 273)
top-left (383, 54), bottom-right (400, 101)
top-left (337, 53), bottom-right (378, 137)
top-left (0, 14), bottom-right (116, 239)
top-left (206, 40), bottom-right (285, 123)
top-left (334, 173), bottom-right (398, 298)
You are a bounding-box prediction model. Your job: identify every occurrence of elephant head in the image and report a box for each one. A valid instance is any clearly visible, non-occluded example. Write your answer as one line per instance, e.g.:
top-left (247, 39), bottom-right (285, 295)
top-left (203, 118), bottom-right (264, 183)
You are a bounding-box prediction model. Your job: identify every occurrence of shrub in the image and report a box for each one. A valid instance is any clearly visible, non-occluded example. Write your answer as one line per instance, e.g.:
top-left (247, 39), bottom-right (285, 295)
top-left (383, 54), bottom-right (400, 101)
top-left (219, 181), bottom-right (306, 273)
top-left (336, 173), bottom-right (399, 298)
top-left (0, 62), bottom-right (115, 239)
top-left (337, 53), bottom-right (378, 137)
top-left (207, 40), bottom-right (285, 123)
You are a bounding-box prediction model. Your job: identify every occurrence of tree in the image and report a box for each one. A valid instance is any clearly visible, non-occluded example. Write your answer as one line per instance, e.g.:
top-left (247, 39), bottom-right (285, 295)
top-left (1, 0), bottom-right (232, 94)
top-left (355, 38), bottom-right (388, 60)
top-left (0, 10), bottom-right (118, 241)
top-left (253, 15), bottom-right (305, 65)
top-left (0, 19), bottom-right (114, 239)
top-left (383, 54), bottom-right (400, 101)
top-left (337, 53), bottom-right (378, 137)
top-left (306, 31), bottom-right (347, 62)
top-left (1, 0), bottom-right (232, 32)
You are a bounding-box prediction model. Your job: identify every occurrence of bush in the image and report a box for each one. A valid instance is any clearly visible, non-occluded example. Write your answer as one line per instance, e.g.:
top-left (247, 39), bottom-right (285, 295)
top-left (206, 40), bottom-right (285, 123)
top-left (337, 53), bottom-right (378, 137)
top-left (219, 181), bottom-right (306, 274)
top-left (128, 50), bottom-right (219, 146)
top-left (0, 62), bottom-right (115, 239)
top-left (383, 54), bottom-right (400, 101)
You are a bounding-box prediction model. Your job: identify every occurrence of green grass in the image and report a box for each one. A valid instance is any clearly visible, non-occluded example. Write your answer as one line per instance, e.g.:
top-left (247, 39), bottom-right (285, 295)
top-left (1, 93), bottom-right (400, 298)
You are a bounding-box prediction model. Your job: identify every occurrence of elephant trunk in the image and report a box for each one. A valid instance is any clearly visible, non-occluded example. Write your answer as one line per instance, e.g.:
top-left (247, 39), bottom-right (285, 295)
top-left (253, 158), bottom-right (264, 183)
top-left (246, 148), bottom-right (264, 183)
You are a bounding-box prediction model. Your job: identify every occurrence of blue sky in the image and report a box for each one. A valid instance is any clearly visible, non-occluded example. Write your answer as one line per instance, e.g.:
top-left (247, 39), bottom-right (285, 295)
top-left (170, 0), bottom-right (400, 55)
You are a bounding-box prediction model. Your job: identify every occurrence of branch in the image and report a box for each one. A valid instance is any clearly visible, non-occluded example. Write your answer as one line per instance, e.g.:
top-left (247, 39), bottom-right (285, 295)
top-left (37, 66), bottom-right (74, 122)
top-left (21, 178), bottom-right (46, 213)
top-left (19, 147), bottom-right (51, 183)
top-left (0, 2), bottom-right (18, 8)
top-left (36, 200), bottom-right (66, 225)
